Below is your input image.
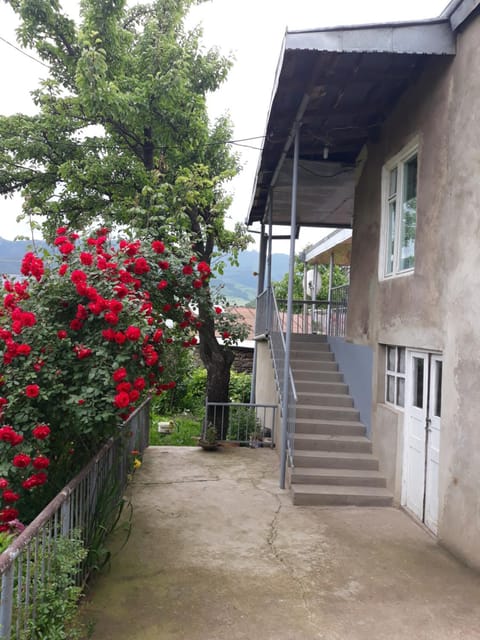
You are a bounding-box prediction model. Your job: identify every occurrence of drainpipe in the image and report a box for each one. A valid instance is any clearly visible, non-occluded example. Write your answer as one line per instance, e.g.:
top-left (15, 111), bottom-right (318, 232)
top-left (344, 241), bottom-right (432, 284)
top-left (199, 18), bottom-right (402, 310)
top-left (280, 128), bottom-right (300, 489)
top-left (251, 224), bottom-right (267, 403)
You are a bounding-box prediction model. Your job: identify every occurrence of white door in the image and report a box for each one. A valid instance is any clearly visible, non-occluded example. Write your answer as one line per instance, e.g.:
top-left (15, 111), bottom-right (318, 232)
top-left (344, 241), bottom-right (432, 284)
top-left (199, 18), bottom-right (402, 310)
top-left (424, 356), bottom-right (442, 534)
top-left (403, 351), bottom-right (442, 534)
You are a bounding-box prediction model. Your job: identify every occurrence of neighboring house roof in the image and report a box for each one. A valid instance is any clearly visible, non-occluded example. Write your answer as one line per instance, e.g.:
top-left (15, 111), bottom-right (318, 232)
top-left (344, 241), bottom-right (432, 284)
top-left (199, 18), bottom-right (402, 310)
top-left (246, 9), bottom-right (465, 230)
top-left (305, 229), bottom-right (352, 266)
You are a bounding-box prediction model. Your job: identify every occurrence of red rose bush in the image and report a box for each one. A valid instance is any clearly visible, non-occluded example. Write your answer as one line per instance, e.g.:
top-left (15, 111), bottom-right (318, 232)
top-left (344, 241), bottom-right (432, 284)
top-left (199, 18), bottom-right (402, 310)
top-left (0, 228), bottom-right (213, 525)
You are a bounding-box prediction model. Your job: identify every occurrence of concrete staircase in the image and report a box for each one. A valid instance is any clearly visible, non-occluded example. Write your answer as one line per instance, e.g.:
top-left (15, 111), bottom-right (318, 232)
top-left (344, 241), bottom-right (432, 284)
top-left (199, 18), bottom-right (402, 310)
top-left (288, 335), bottom-right (392, 507)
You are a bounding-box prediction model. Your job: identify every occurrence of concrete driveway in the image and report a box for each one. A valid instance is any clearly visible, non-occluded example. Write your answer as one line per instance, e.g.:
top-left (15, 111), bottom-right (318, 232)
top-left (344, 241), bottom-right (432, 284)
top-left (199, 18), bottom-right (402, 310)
top-left (84, 446), bottom-right (480, 639)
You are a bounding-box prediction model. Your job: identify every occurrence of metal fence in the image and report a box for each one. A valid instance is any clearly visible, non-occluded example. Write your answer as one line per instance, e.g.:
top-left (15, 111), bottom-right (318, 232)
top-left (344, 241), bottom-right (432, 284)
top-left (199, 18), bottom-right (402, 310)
top-left (276, 292), bottom-right (348, 337)
top-left (203, 402), bottom-right (277, 446)
top-left (0, 399), bottom-right (151, 640)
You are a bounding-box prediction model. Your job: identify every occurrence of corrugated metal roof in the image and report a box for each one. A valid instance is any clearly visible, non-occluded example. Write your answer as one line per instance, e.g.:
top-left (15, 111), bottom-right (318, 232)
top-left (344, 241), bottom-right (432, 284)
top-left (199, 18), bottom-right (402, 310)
top-left (246, 19), bottom-right (456, 229)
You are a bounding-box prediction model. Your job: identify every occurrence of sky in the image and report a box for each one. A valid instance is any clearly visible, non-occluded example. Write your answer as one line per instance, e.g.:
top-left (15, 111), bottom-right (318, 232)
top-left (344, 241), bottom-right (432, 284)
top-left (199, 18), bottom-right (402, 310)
top-left (0, 0), bottom-right (449, 251)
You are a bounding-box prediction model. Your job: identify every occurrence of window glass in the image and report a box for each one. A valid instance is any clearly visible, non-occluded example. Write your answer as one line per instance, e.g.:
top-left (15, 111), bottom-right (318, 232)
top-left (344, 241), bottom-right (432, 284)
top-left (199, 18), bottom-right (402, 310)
top-left (399, 154), bottom-right (417, 271)
top-left (386, 201), bottom-right (396, 275)
top-left (434, 360), bottom-right (442, 418)
top-left (387, 346), bottom-right (396, 372)
top-left (413, 356), bottom-right (424, 408)
top-left (389, 167), bottom-right (397, 197)
top-left (387, 375), bottom-right (395, 404)
top-left (397, 347), bottom-right (406, 374)
top-left (397, 377), bottom-right (405, 408)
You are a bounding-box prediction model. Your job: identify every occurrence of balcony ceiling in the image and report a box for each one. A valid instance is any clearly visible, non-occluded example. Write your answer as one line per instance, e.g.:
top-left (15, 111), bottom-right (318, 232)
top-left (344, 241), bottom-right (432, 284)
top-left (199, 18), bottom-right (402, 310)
top-left (247, 19), bottom-right (455, 228)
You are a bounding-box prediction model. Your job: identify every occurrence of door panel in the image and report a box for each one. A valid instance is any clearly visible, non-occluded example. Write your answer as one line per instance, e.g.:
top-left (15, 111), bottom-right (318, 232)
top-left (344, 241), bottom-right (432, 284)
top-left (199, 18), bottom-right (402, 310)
top-left (424, 357), bottom-right (442, 534)
top-left (403, 353), bottom-right (429, 521)
top-left (402, 351), bottom-right (442, 534)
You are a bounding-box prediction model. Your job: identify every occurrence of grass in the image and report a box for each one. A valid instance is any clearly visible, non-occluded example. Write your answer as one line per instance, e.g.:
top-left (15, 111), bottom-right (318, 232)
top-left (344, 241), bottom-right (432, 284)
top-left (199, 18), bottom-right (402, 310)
top-left (149, 415), bottom-right (202, 446)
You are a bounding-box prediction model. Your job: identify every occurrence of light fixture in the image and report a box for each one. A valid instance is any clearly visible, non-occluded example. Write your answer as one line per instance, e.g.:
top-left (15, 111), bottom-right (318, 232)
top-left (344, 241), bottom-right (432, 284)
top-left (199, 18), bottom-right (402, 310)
top-left (323, 145), bottom-right (329, 160)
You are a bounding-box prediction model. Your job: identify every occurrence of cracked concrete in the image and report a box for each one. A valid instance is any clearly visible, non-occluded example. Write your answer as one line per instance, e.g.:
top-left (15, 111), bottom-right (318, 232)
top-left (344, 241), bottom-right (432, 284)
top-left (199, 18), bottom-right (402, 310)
top-left (83, 446), bottom-right (480, 639)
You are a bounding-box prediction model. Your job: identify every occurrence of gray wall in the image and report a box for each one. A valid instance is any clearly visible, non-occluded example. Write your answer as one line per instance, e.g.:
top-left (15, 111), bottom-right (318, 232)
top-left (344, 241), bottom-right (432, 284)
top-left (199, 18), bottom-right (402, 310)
top-left (347, 13), bottom-right (480, 568)
top-left (327, 337), bottom-right (373, 436)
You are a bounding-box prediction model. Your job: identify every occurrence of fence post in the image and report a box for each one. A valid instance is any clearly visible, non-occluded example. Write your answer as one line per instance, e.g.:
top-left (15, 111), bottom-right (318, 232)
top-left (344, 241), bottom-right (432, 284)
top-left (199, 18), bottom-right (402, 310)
top-left (0, 564), bottom-right (14, 640)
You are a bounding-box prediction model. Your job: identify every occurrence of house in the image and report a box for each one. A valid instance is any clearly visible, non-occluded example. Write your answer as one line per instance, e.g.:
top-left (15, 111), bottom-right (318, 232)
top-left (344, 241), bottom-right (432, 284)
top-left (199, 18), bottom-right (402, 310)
top-left (247, 0), bottom-right (480, 569)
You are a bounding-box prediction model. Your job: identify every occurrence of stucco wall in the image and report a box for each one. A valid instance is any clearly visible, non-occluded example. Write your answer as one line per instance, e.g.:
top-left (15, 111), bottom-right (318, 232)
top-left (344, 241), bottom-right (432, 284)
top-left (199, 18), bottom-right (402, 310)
top-left (254, 340), bottom-right (281, 449)
top-left (348, 15), bottom-right (480, 568)
top-left (327, 337), bottom-right (373, 435)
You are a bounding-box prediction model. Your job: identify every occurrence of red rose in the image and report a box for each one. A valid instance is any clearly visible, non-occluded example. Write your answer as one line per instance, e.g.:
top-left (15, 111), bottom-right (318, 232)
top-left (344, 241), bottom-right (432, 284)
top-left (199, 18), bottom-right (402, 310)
top-left (0, 507), bottom-right (19, 522)
top-left (2, 490), bottom-right (20, 503)
top-left (157, 280), bottom-right (168, 290)
top-left (114, 392), bottom-right (130, 409)
top-left (129, 389), bottom-right (140, 403)
top-left (58, 264), bottom-right (68, 276)
top-left (59, 241), bottom-right (75, 255)
top-left (125, 326), bottom-right (141, 341)
top-left (56, 226), bottom-right (68, 235)
top-left (32, 456), bottom-right (50, 470)
top-left (0, 478), bottom-right (9, 489)
top-left (133, 377), bottom-right (146, 391)
top-left (113, 367), bottom-right (127, 383)
top-left (114, 332), bottom-right (127, 345)
top-left (133, 258), bottom-right (150, 275)
top-left (57, 330), bottom-right (68, 339)
top-left (152, 240), bottom-right (165, 254)
top-left (71, 269), bottom-right (87, 284)
top-left (80, 252), bottom-right (94, 265)
top-left (116, 382), bottom-right (132, 393)
top-left (182, 264), bottom-right (193, 275)
top-left (193, 279), bottom-right (203, 289)
top-left (25, 384), bottom-right (40, 398)
top-left (153, 329), bottom-right (163, 343)
top-left (104, 312), bottom-right (119, 325)
top-left (32, 424), bottom-right (50, 439)
top-left (222, 331), bottom-right (231, 339)
top-left (197, 261), bottom-right (211, 275)
top-left (214, 306), bottom-right (222, 314)
top-left (158, 261), bottom-right (170, 270)
top-left (13, 453), bottom-right (31, 468)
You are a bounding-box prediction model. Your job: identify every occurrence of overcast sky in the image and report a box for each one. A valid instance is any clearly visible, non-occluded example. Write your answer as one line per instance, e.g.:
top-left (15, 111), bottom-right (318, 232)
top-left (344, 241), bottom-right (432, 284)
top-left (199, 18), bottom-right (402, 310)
top-left (0, 0), bottom-right (448, 250)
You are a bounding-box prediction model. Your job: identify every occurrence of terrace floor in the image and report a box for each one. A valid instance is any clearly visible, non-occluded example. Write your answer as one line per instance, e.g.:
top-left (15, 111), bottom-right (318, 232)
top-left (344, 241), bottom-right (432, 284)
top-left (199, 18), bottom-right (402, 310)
top-left (83, 446), bottom-right (480, 640)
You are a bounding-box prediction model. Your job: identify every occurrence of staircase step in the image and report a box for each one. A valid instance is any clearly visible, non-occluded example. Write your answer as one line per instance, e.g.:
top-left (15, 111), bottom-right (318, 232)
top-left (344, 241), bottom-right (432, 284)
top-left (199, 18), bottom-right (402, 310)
top-left (293, 450), bottom-right (379, 470)
top-left (295, 381), bottom-right (349, 395)
top-left (291, 344), bottom-right (332, 354)
top-left (295, 371), bottom-right (344, 383)
top-left (291, 484), bottom-right (393, 507)
top-left (291, 467), bottom-right (386, 487)
top-left (295, 418), bottom-right (365, 436)
top-left (296, 392), bottom-right (354, 407)
top-left (296, 405), bottom-right (360, 422)
top-left (290, 350), bottom-right (334, 361)
top-left (294, 433), bottom-right (372, 453)
top-left (291, 359), bottom-right (338, 372)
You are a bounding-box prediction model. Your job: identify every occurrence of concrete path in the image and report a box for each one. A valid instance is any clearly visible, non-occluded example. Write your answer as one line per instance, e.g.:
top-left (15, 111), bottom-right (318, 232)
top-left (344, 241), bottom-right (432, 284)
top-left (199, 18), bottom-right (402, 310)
top-left (83, 446), bottom-right (480, 640)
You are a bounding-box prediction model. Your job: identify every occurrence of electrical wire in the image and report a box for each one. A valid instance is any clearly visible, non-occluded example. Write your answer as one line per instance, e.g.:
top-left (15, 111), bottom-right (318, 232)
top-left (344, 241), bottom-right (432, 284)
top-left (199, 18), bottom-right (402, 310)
top-left (0, 35), bottom-right (49, 69)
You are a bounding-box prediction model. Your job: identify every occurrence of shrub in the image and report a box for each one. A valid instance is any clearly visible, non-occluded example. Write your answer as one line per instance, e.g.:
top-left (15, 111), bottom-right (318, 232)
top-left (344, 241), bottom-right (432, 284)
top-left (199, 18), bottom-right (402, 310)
top-left (0, 229), bottom-right (212, 524)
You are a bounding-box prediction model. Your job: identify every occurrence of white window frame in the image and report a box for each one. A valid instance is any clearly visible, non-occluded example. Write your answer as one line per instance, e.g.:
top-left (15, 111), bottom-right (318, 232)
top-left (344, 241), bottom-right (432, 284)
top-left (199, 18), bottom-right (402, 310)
top-left (379, 138), bottom-right (419, 280)
top-left (385, 345), bottom-right (406, 409)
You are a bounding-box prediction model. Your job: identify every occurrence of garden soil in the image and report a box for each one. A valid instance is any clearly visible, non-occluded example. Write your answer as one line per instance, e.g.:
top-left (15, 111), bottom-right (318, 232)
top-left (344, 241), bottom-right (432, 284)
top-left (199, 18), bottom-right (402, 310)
top-left (83, 446), bottom-right (480, 639)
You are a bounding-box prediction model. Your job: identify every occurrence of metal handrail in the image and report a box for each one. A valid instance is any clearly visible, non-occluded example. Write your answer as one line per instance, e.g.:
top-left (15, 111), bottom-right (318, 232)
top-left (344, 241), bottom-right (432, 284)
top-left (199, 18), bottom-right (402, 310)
top-left (0, 399), bottom-right (151, 639)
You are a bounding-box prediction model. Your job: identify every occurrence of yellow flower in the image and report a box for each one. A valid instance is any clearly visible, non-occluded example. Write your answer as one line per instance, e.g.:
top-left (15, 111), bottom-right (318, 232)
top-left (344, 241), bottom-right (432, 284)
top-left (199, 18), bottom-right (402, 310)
top-left (133, 458), bottom-right (142, 470)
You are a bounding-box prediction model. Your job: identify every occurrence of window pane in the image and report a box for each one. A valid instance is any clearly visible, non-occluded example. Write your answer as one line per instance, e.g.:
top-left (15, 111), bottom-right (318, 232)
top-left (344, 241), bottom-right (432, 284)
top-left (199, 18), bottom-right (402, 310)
top-left (397, 377), bottom-right (405, 407)
top-left (387, 375), bottom-right (395, 403)
top-left (413, 356), bottom-right (424, 408)
top-left (385, 200), bottom-right (396, 274)
top-left (399, 154), bottom-right (417, 271)
top-left (434, 360), bottom-right (442, 417)
top-left (397, 347), bottom-right (406, 374)
top-left (389, 167), bottom-right (397, 197)
top-left (387, 346), bottom-right (396, 372)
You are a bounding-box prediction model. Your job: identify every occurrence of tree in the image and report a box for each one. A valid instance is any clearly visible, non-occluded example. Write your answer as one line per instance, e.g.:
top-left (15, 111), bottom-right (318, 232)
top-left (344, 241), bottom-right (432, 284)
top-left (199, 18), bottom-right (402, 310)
top-left (273, 255), bottom-right (349, 303)
top-left (0, 0), bottom-right (250, 435)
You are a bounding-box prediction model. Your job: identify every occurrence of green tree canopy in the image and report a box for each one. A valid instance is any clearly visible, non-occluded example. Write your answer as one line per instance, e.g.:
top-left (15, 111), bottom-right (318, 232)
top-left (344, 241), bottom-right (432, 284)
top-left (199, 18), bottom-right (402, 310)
top-left (0, 0), bottom-right (251, 427)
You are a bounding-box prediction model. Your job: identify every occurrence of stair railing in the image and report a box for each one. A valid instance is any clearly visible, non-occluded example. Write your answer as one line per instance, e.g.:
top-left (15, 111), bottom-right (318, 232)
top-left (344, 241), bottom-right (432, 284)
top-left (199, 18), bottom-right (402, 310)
top-left (269, 291), bottom-right (297, 475)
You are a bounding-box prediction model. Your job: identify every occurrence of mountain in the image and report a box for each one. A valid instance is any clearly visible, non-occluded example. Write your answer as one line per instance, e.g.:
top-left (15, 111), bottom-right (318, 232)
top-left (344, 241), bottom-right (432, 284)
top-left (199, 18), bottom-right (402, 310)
top-left (215, 250), bottom-right (290, 304)
top-left (0, 238), bottom-right (289, 304)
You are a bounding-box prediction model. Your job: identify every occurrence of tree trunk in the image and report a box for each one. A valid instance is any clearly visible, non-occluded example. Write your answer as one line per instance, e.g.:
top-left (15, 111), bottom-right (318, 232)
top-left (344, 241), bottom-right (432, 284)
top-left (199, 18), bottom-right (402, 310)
top-left (198, 309), bottom-right (234, 440)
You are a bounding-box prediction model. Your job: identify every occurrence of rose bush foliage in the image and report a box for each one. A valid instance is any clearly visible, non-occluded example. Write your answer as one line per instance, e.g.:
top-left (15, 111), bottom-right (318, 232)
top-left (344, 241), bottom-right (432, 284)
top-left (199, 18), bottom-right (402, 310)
top-left (0, 228), bottom-right (218, 525)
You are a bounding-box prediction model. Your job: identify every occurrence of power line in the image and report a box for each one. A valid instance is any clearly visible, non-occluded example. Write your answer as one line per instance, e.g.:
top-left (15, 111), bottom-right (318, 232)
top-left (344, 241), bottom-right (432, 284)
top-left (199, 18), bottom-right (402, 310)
top-left (0, 34), bottom-right (50, 69)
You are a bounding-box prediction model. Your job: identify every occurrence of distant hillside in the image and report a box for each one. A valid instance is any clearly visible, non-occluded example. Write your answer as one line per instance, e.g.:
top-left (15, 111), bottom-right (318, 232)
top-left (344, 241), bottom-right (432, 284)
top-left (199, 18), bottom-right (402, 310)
top-left (0, 239), bottom-right (289, 304)
top-left (214, 250), bottom-right (290, 304)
